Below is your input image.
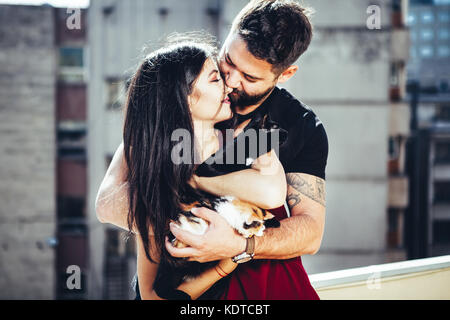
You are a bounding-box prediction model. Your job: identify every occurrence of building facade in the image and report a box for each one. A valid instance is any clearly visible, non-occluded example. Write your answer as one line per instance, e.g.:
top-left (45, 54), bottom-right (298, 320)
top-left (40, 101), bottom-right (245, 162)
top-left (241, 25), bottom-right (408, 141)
top-left (0, 5), bottom-right (57, 299)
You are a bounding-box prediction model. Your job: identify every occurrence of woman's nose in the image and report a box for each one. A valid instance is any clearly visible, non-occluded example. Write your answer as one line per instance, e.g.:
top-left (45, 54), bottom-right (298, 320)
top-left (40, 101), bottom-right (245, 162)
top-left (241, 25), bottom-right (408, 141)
top-left (224, 85), bottom-right (233, 95)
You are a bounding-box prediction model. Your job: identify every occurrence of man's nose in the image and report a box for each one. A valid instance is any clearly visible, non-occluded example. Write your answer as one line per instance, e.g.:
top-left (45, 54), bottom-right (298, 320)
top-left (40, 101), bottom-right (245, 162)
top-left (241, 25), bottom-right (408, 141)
top-left (225, 69), bottom-right (241, 89)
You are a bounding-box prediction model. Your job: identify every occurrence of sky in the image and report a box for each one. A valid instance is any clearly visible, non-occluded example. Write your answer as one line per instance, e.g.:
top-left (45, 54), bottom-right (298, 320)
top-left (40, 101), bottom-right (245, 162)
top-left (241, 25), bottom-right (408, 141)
top-left (0, 0), bottom-right (89, 7)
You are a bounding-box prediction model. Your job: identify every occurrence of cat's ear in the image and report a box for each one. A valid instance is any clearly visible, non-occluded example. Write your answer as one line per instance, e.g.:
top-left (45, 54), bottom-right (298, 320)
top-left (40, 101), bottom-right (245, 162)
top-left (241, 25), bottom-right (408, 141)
top-left (264, 212), bottom-right (275, 220)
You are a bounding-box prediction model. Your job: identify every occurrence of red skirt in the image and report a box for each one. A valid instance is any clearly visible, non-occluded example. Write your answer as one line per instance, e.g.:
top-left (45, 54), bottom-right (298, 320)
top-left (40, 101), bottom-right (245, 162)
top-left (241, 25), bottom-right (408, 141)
top-left (219, 205), bottom-right (320, 300)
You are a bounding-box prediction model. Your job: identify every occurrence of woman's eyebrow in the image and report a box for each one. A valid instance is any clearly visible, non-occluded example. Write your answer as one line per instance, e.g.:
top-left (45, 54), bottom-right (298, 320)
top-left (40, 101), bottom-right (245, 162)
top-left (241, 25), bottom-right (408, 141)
top-left (208, 69), bottom-right (219, 77)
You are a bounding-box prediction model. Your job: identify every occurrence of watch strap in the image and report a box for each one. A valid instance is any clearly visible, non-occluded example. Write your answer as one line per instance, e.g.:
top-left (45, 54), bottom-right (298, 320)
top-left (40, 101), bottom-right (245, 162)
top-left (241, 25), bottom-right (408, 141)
top-left (246, 236), bottom-right (255, 256)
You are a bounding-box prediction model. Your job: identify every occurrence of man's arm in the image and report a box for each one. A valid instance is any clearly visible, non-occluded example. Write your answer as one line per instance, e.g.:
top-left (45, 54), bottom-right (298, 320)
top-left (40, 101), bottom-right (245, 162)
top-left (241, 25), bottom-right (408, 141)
top-left (95, 142), bottom-right (131, 230)
top-left (167, 172), bottom-right (326, 262)
top-left (253, 172), bottom-right (326, 259)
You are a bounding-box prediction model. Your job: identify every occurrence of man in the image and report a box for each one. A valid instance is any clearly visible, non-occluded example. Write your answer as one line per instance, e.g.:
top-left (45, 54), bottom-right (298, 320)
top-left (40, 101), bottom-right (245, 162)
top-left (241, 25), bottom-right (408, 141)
top-left (96, 0), bottom-right (328, 299)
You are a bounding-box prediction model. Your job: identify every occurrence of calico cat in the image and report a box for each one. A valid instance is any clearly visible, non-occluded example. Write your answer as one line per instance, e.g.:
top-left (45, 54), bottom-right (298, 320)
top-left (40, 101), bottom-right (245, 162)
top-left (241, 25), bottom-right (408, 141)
top-left (152, 115), bottom-right (287, 300)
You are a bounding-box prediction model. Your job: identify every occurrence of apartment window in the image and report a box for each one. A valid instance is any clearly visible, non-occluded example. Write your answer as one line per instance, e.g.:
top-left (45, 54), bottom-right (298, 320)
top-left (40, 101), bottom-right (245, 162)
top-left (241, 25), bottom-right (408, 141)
top-left (57, 122), bottom-right (87, 160)
top-left (58, 196), bottom-right (85, 219)
top-left (438, 29), bottom-right (449, 40)
top-left (420, 29), bottom-right (434, 41)
top-left (106, 78), bottom-right (126, 110)
top-left (435, 141), bottom-right (450, 164)
top-left (440, 80), bottom-right (449, 92)
top-left (437, 45), bottom-right (450, 57)
top-left (59, 47), bottom-right (85, 83)
top-left (60, 47), bottom-right (83, 67)
top-left (438, 11), bottom-right (449, 22)
top-left (421, 12), bottom-right (434, 24)
top-left (434, 0), bottom-right (450, 6)
top-left (420, 45), bottom-right (434, 58)
top-left (434, 181), bottom-right (450, 204)
top-left (407, 13), bottom-right (416, 25)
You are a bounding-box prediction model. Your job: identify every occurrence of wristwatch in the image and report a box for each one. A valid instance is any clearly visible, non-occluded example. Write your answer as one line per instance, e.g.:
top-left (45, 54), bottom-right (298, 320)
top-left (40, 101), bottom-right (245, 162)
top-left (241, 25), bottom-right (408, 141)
top-left (232, 236), bottom-right (255, 264)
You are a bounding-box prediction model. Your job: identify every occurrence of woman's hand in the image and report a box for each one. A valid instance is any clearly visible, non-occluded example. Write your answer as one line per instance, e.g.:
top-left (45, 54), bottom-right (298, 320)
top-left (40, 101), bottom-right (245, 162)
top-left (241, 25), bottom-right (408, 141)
top-left (251, 149), bottom-right (282, 176)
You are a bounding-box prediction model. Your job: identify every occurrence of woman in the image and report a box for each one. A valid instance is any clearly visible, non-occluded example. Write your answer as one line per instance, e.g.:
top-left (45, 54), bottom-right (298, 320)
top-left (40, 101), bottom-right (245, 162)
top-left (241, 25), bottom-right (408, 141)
top-left (122, 38), bottom-right (286, 300)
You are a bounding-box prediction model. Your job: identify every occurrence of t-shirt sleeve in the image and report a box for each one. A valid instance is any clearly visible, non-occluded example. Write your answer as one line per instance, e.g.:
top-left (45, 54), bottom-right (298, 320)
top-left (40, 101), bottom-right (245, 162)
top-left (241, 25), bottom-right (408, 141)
top-left (284, 113), bottom-right (329, 180)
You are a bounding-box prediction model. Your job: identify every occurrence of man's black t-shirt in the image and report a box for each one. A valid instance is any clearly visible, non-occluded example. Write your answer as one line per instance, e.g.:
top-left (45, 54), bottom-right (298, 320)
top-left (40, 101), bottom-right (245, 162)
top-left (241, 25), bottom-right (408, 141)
top-left (262, 86), bottom-right (328, 180)
top-left (213, 86), bottom-right (329, 180)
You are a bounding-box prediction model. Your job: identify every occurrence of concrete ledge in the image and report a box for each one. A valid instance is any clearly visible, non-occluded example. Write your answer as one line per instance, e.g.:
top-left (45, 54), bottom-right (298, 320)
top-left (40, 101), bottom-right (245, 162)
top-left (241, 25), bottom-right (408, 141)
top-left (310, 255), bottom-right (450, 289)
top-left (309, 255), bottom-right (450, 300)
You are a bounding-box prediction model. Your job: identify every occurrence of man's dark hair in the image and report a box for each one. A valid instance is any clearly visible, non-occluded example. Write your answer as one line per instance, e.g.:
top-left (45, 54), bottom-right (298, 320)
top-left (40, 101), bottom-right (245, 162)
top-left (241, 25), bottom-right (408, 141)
top-left (231, 0), bottom-right (313, 74)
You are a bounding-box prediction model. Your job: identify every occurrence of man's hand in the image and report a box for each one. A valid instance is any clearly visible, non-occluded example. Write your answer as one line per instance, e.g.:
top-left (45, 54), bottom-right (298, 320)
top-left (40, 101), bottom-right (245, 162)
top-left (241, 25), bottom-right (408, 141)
top-left (165, 207), bottom-right (246, 263)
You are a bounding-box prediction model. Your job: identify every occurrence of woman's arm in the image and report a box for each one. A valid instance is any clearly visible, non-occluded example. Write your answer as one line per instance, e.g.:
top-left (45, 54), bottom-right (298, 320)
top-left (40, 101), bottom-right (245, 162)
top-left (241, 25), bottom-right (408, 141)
top-left (95, 142), bottom-right (132, 230)
top-left (137, 235), bottom-right (237, 300)
top-left (136, 235), bottom-right (163, 300)
top-left (177, 258), bottom-right (237, 300)
top-left (193, 150), bottom-right (287, 209)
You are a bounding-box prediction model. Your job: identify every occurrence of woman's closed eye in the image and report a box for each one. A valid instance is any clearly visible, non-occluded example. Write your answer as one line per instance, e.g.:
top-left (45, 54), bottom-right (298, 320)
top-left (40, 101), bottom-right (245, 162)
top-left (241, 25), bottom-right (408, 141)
top-left (209, 69), bottom-right (222, 83)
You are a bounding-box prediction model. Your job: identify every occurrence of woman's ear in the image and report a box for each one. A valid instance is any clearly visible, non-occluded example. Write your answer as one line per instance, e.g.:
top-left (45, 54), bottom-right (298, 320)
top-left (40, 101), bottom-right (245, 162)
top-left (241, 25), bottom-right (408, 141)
top-left (187, 91), bottom-right (199, 121)
top-left (277, 65), bottom-right (299, 84)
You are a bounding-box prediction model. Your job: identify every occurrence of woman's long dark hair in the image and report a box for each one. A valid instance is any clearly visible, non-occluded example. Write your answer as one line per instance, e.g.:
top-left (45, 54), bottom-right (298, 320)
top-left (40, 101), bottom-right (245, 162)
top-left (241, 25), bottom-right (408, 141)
top-left (123, 40), bottom-right (217, 262)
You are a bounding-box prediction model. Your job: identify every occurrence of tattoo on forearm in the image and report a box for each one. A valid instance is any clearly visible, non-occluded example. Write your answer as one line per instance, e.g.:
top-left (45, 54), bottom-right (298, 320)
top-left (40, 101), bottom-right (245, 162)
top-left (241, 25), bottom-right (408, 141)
top-left (287, 193), bottom-right (301, 208)
top-left (286, 173), bottom-right (326, 207)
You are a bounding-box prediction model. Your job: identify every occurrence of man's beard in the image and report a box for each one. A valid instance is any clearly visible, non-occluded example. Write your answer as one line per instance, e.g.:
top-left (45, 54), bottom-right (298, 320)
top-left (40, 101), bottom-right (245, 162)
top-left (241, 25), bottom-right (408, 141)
top-left (229, 85), bottom-right (274, 108)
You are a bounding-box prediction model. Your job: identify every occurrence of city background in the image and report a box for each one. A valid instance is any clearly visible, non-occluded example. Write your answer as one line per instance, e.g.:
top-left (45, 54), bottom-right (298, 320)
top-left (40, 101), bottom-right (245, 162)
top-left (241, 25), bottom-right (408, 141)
top-left (0, 0), bottom-right (449, 299)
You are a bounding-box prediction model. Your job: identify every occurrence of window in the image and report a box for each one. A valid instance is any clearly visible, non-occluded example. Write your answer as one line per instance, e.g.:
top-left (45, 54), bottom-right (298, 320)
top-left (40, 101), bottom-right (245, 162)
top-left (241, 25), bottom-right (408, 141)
top-left (438, 11), bottom-right (449, 22)
top-left (437, 46), bottom-right (450, 57)
top-left (439, 80), bottom-right (449, 92)
top-left (435, 140), bottom-right (450, 164)
top-left (420, 45), bottom-right (434, 58)
top-left (407, 13), bottom-right (416, 25)
top-left (57, 122), bottom-right (87, 160)
top-left (420, 29), bottom-right (434, 41)
top-left (58, 196), bottom-right (85, 219)
top-left (59, 47), bottom-right (85, 83)
top-left (434, 0), bottom-right (450, 5)
top-left (59, 47), bottom-right (84, 67)
top-left (438, 29), bottom-right (449, 40)
top-left (421, 12), bottom-right (434, 24)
